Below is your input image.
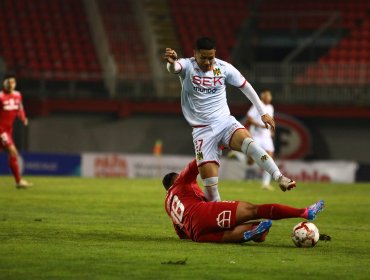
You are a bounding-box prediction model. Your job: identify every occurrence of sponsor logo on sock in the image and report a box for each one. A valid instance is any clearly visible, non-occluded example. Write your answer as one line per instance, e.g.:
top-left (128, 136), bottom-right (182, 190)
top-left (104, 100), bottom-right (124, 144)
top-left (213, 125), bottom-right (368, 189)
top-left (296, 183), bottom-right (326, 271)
top-left (260, 155), bottom-right (269, 162)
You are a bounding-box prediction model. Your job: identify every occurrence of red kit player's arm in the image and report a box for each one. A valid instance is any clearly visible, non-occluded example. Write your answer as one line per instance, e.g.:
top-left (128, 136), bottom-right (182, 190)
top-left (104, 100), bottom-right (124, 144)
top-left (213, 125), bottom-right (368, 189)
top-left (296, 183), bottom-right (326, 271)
top-left (176, 159), bottom-right (199, 184)
top-left (173, 223), bottom-right (189, 239)
top-left (17, 96), bottom-right (26, 122)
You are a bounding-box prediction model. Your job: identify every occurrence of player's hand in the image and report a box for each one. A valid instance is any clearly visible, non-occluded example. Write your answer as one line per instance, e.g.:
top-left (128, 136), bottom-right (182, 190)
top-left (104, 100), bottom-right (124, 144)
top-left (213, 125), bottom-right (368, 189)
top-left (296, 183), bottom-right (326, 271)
top-left (23, 118), bottom-right (28, 126)
top-left (164, 48), bottom-right (178, 64)
top-left (261, 114), bottom-right (275, 131)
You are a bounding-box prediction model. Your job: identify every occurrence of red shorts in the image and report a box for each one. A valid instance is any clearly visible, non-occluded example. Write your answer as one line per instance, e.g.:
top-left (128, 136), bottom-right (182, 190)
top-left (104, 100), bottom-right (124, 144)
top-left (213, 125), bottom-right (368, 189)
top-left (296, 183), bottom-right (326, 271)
top-left (189, 201), bottom-right (239, 243)
top-left (0, 130), bottom-right (14, 151)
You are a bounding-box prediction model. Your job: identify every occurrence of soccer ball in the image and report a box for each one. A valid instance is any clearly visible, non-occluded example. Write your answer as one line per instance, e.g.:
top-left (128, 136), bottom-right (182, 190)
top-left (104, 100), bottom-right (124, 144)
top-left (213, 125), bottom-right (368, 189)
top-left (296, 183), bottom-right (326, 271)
top-left (291, 222), bottom-right (319, 247)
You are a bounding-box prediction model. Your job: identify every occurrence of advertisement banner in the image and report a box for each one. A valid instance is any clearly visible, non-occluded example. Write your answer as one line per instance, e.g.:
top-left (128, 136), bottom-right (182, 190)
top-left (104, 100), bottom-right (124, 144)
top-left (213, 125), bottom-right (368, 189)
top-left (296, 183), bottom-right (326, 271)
top-left (81, 153), bottom-right (193, 178)
top-left (81, 153), bottom-right (358, 183)
top-left (220, 159), bottom-right (358, 183)
top-left (0, 152), bottom-right (81, 176)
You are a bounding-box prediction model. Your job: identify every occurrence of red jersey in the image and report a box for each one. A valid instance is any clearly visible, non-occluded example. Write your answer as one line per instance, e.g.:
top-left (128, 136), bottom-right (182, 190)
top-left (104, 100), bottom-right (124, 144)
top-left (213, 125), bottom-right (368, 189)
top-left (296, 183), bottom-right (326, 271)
top-left (165, 159), bottom-right (239, 242)
top-left (0, 90), bottom-right (26, 132)
top-left (165, 159), bottom-right (206, 239)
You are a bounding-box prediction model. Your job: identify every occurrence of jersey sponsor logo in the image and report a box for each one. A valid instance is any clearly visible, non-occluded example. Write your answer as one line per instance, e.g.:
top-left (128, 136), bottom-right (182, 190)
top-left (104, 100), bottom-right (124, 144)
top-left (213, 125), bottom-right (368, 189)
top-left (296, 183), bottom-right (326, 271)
top-left (3, 99), bottom-right (20, 111)
top-left (217, 210), bottom-right (232, 229)
top-left (192, 75), bottom-right (223, 86)
top-left (213, 68), bottom-right (221, 76)
top-left (193, 86), bottom-right (217, 94)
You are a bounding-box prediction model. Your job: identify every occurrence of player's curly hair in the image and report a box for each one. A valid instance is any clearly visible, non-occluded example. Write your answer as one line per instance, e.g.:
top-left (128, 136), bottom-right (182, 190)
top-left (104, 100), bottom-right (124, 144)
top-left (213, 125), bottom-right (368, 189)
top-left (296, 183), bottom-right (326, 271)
top-left (162, 172), bottom-right (178, 190)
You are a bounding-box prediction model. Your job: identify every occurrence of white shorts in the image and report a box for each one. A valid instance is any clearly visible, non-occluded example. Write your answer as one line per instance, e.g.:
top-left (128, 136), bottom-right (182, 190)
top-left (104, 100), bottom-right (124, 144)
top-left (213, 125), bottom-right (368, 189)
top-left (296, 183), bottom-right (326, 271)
top-left (192, 116), bottom-right (245, 166)
top-left (252, 134), bottom-right (275, 153)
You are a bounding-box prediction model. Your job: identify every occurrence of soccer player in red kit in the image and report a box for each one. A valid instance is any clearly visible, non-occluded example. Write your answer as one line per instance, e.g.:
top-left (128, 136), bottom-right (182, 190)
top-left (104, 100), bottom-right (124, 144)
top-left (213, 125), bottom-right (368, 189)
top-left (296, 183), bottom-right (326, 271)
top-left (0, 75), bottom-right (32, 188)
top-left (163, 159), bottom-right (324, 243)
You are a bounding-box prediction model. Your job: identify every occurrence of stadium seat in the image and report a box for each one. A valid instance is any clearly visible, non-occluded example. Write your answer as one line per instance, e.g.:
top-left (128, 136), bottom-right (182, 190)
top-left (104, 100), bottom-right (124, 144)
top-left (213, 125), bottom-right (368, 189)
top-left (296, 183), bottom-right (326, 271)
top-left (0, 0), bottom-right (101, 81)
top-left (97, 0), bottom-right (151, 80)
top-left (169, 0), bottom-right (250, 60)
top-left (289, 2), bottom-right (370, 85)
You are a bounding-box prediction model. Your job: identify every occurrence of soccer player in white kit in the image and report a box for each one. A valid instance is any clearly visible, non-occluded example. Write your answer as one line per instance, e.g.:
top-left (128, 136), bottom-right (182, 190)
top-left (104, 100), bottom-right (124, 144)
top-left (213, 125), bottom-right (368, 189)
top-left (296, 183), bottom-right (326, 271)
top-left (246, 90), bottom-right (276, 190)
top-left (164, 37), bottom-right (295, 201)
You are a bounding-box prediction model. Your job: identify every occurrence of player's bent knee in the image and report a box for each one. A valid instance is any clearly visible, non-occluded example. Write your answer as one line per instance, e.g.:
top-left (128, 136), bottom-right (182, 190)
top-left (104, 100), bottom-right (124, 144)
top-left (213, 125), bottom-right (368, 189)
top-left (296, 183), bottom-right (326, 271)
top-left (236, 202), bottom-right (257, 223)
top-left (8, 146), bottom-right (18, 157)
top-left (230, 129), bottom-right (251, 151)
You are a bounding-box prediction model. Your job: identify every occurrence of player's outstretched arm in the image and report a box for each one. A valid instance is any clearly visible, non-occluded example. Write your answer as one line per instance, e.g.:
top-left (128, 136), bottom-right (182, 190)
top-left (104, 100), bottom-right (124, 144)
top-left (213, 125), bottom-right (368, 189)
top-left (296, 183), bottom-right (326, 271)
top-left (163, 48), bottom-right (181, 74)
top-left (239, 82), bottom-right (275, 130)
top-left (18, 103), bottom-right (28, 126)
top-left (261, 114), bottom-right (275, 131)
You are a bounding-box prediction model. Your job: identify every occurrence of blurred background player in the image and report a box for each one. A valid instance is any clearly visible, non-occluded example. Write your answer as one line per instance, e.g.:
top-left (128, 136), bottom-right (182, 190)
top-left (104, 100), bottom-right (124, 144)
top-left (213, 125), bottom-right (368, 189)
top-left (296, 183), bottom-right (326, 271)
top-left (0, 75), bottom-right (32, 188)
top-left (162, 159), bottom-right (324, 243)
top-left (229, 90), bottom-right (276, 190)
top-left (164, 37), bottom-right (296, 202)
top-left (246, 90), bottom-right (275, 190)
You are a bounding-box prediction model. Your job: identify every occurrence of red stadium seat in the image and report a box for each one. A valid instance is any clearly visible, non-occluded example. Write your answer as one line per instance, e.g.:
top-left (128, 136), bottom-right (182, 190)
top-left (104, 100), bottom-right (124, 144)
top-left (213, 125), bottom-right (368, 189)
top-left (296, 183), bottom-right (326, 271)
top-left (169, 0), bottom-right (249, 61)
top-left (97, 0), bottom-right (151, 79)
top-left (0, 0), bottom-right (101, 81)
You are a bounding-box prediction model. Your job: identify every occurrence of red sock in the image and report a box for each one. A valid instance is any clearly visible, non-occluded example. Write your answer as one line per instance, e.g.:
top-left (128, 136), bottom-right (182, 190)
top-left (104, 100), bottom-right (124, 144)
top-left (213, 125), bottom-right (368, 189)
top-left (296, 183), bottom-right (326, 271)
top-left (257, 204), bottom-right (307, 220)
top-left (8, 155), bottom-right (21, 183)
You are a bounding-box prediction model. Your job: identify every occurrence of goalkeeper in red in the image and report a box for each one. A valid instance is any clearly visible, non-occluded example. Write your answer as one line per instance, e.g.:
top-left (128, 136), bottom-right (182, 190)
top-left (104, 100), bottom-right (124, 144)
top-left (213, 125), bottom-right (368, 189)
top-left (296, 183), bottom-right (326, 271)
top-left (163, 160), bottom-right (324, 243)
top-left (0, 75), bottom-right (32, 188)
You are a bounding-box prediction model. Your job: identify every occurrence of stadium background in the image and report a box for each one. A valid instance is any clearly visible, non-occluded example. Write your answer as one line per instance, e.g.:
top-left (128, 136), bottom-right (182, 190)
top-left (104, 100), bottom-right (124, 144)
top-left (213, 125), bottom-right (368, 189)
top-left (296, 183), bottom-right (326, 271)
top-left (0, 0), bottom-right (369, 181)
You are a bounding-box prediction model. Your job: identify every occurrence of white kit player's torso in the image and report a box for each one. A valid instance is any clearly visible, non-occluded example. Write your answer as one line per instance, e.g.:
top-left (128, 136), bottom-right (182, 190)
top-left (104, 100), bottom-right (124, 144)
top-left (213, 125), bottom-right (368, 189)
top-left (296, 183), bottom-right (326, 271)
top-left (176, 57), bottom-right (246, 127)
top-left (170, 57), bottom-right (267, 166)
top-left (248, 104), bottom-right (275, 152)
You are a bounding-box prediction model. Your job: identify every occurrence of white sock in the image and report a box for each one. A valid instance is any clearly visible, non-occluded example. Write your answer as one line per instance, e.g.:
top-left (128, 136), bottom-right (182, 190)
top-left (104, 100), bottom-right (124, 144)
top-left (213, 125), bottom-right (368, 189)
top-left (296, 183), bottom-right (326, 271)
top-left (202, 177), bottom-right (221, 202)
top-left (241, 138), bottom-right (282, 181)
top-left (262, 170), bottom-right (272, 186)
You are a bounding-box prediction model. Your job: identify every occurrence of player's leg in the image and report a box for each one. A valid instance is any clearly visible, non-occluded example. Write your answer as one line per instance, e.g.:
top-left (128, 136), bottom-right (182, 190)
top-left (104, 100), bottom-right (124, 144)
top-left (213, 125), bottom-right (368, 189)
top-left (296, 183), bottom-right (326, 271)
top-left (201, 222), bottom-right (271, 243)
top-left (229, 129), bottom-right (295, 192)
top-left (198, 162), bottom-right (220, 201)
top-left (235, 201), bottom-right (324, 222)
top-left (261, 151), bottom-right (274, 190)
top-left (1, 132), bottom-right (21, 185)
top-left (193, 127), bottom-right (222, 201)
top-left (221, 223), bottom-right (254, 243)
top-left (1, 132), bottom-right (32, 188)
top-left (5, 145), bottom-right (22, 185)
top-left (260, 136), bottom-right (275, 190)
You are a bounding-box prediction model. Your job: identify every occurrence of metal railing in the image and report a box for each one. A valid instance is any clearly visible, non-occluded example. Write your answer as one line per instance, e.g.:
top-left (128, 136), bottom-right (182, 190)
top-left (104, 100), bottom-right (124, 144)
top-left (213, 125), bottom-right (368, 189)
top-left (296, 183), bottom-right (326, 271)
top-left (19, 63), bottom-right (370, 106)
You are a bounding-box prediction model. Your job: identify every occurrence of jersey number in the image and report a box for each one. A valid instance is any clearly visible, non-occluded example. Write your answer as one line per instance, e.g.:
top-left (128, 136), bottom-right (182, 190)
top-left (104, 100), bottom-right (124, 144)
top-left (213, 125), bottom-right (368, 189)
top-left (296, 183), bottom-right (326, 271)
top-left (171, 195), bottom-right (185, 225)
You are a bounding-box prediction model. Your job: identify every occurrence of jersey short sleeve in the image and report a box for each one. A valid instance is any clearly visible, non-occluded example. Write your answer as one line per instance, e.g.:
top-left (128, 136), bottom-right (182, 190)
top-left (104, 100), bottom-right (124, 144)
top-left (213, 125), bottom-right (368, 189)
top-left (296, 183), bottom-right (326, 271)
top-left (225, 63), bottom-right (246, 88)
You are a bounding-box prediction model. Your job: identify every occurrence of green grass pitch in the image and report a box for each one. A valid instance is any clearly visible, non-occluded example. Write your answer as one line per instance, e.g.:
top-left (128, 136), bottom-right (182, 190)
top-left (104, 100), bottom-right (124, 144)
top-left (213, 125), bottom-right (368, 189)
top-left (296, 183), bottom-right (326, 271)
top-left (0, 176), bottom-right (369, 280)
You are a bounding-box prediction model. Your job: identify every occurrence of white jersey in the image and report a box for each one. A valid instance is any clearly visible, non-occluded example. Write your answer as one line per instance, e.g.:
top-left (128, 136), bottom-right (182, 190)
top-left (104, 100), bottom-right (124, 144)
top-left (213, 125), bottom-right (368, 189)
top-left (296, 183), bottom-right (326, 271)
top-left (175, 57), bottom-right (246, 127)
top-left (248, 103), bottom-right (274, 138)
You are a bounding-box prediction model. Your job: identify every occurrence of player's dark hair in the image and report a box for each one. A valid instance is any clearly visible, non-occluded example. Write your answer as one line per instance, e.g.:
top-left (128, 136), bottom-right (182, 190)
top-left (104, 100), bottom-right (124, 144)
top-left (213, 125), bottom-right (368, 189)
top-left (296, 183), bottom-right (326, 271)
top-left (195, 37), bottom-right (216, 50)
top-left (260, 89), bottom-right (271, 96)
top-left (3, 74), bottom-right (16, 80)
top-left (3, 74), bottom-right (17, 81)
top-left (162, 172), bottom-right (178, 190)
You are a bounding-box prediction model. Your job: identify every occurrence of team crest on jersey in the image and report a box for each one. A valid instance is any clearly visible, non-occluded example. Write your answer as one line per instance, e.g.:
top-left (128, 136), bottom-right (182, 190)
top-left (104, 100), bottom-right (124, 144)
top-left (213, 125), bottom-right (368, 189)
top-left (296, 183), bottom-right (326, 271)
top-left (217, 210), bottom-right (231, 228)
top-left (196, 152), bottom-right (203, 161)
top-left (260, 155), bottom-right (269, 162)
top-left (213, 68), bottom-right (221, 76)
